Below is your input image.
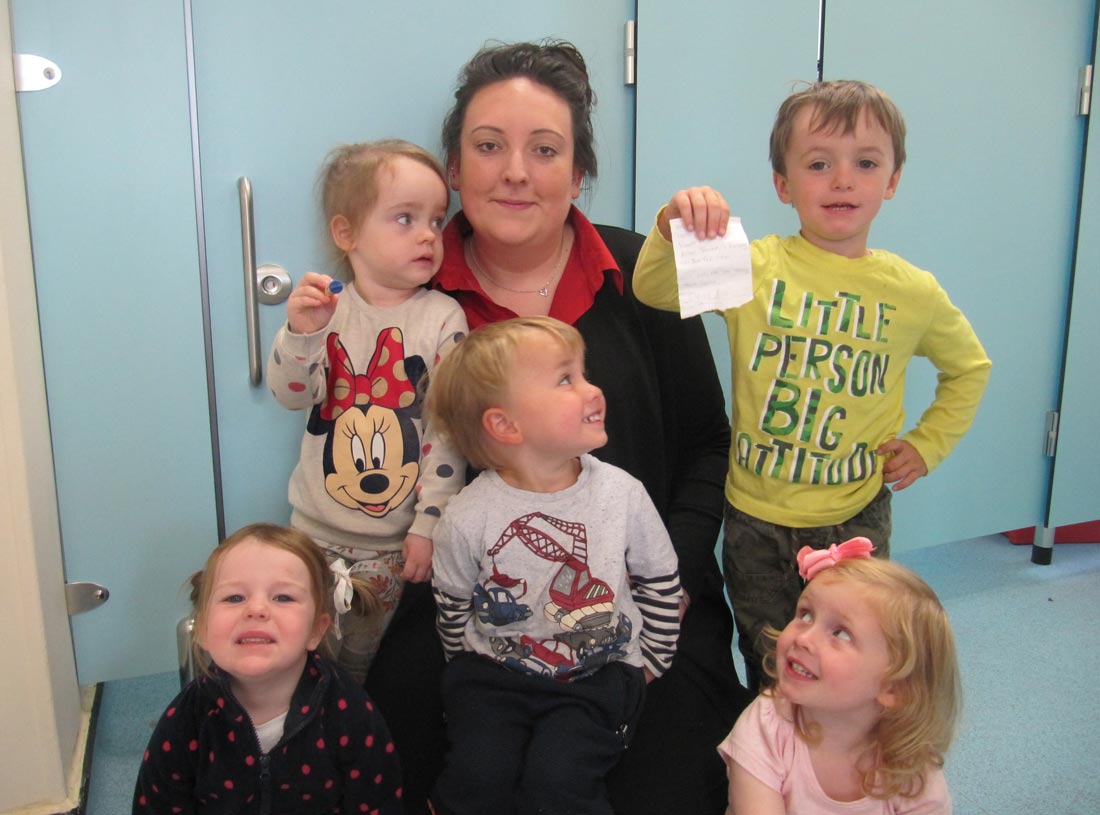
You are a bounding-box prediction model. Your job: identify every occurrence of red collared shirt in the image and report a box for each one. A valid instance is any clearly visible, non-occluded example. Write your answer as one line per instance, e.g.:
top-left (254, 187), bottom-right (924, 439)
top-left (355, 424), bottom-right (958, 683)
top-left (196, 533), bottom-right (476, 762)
top-left (432, 206), bottom-right (624, 329)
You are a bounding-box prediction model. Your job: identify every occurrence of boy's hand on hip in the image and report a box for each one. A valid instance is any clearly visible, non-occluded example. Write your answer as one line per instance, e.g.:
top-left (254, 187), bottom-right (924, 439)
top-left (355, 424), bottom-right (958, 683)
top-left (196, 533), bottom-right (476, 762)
top-left (878, 439), bottom-right (928, 491)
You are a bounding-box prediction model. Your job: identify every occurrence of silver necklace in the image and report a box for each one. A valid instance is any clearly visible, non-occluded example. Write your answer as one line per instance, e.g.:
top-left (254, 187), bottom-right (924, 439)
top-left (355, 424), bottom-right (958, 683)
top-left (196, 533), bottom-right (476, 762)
top-left (465, 229), bottom-right (572, 297)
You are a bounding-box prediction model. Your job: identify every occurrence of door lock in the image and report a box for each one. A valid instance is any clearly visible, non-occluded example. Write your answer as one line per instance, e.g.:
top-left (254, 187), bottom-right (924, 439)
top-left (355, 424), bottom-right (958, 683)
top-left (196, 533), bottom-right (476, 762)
top-left (257, 264), bottom-right (292, 305)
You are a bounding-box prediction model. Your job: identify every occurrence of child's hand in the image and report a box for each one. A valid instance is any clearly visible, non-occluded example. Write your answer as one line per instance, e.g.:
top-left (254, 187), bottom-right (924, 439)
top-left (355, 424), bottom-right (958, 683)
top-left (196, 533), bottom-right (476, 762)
top-left (644, 667), bottom-right (656, 684)
top-left (878, 439), bottom-right (928, 491)
top-left (286, 272), bottom-right (340, 335)
top-left (657, 186), bottom-right (730, 241)
top-left (401, 533), bottom-right (433, 583)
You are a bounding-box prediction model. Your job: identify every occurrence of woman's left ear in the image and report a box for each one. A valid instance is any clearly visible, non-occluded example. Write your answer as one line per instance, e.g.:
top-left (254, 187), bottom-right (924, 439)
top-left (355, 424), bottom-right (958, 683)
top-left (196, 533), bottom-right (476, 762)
top-left (571, 169), bottom-right (584, 200)
top-left (448, 161), bottom-right (461, 191)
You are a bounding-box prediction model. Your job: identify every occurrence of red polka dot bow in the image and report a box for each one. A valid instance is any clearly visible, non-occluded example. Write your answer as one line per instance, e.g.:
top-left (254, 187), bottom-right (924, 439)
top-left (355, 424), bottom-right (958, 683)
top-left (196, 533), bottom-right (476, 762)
top-left (321, 328), bottom-right (415, 421)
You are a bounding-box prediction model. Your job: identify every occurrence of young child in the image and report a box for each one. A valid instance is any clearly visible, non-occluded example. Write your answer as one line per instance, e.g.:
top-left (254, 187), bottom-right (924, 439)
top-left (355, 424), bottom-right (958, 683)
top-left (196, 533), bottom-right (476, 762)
top-left (633, 80), bottom-right (991, 690)
top-left (132, 523), bottom-right (403, 814)
top-left (720, 538), bottom-right (960, 813)
top-left (266, 140), bottom-right (468, 682)
top-left (424, 316), bottom-right (683, 815)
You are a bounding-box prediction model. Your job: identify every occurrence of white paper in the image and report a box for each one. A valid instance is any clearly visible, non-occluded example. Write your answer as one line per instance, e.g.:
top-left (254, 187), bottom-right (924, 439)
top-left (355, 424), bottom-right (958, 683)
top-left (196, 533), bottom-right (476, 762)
top-left (669, 216), bottom-right (753, 318)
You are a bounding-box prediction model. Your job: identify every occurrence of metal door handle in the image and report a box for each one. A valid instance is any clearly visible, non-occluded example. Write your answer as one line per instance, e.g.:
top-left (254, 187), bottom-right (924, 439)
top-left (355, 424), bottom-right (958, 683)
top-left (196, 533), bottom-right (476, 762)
top-left (238, 176), bottom-right (262, 385)
top-left (237, 177), bottom-right (292, 386)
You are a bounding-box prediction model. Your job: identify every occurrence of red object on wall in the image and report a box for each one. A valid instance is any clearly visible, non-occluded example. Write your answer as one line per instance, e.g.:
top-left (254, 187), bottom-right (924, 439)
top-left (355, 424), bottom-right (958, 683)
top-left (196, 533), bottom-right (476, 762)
top-left (1004, 521), bottom-right (1100, 544)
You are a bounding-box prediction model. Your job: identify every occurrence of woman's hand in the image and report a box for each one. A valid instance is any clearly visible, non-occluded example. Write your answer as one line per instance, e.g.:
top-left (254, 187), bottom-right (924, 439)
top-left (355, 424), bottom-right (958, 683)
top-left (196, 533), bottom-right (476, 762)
top-left (401, 533), bottom-right (434, 583)
top-left (657, 186), bottom-right (731, 241)
top-left (286, 272), bottom-right (340, 335)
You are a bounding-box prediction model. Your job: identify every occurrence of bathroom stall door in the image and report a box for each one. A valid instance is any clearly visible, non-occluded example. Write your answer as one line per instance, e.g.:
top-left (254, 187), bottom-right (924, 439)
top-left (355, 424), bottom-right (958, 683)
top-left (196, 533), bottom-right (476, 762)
top-left (10, 0), bottom-right (219, 682)
top-left (823, 0), bottom-right (1095, 548)
top-left (191, 1), bottom-right (637, 539)
top-left (1048, 17), bottom-right (1100, 530)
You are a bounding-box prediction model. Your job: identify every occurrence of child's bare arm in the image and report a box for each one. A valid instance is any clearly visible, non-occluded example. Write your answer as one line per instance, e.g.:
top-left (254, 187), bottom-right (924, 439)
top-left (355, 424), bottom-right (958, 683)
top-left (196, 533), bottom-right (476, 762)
top-left (728, 761), bottom-right (786, 815)
top-left (877, 438), bottom-right (929, 492)
top-left (659, 186), bottom-right (731, 241)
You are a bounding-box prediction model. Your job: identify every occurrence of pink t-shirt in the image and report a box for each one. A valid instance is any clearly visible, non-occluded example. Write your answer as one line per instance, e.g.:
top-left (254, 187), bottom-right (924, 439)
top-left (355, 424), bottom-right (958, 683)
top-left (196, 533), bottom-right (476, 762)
top-left (718, 696), bottom-right (952, 814)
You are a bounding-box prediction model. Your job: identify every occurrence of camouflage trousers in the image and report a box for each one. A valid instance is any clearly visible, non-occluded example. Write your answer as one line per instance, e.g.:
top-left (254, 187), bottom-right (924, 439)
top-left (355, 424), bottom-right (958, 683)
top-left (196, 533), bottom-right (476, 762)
top-left (722, 486), bottom-right (892, 692)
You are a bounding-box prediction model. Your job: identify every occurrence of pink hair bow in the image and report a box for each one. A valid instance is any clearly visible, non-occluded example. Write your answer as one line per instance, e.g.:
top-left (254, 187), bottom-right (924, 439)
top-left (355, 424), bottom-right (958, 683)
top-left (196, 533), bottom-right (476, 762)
top-left (797, 537), bottom-right (876, 581)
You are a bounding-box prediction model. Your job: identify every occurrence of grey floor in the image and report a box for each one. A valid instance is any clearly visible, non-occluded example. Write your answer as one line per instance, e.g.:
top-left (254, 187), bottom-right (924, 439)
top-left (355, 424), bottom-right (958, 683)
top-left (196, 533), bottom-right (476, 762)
top-left (84, 533), bottom-right (1100, 814)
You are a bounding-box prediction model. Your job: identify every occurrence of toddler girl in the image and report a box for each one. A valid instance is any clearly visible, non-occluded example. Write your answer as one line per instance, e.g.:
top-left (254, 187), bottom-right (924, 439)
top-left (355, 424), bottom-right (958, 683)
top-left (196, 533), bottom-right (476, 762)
top-left (133, 523), bottom-right (402, 814)
top-left (266, 140), bottom-right (467, 681)
top-left (720, 538), bottom-right (960, 813)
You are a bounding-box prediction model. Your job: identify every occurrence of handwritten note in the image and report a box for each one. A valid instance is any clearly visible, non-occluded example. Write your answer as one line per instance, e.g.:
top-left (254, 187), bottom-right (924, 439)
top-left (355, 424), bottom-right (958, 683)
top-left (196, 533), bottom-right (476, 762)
top-left (669, 216), bottom-right (753, 318)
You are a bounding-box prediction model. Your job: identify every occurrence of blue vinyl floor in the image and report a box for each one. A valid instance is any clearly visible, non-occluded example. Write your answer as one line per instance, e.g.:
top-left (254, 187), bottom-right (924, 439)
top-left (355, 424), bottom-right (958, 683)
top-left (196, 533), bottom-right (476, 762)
top-left (84, 534), bottom-right (1100, 814)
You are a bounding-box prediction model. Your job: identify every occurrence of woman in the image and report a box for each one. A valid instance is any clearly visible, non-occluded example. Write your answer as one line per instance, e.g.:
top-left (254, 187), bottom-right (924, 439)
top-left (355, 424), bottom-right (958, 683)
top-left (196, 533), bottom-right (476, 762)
top-left (365, 40), bottom-right (750, 815)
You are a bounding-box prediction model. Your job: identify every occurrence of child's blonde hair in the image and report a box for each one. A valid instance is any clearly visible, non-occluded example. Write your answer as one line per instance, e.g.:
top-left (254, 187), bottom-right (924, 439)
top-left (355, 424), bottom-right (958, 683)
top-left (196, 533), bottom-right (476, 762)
top-left (189, 523), bottom-right (349, 674)
top-left (318, 139), bottom-right (448, 280)
top-left (426, 316), bottom-right (585, 471)
top-left (761, 557), bottom-right (960, 800)
top-left (769, 80), bottom-right (907, 175)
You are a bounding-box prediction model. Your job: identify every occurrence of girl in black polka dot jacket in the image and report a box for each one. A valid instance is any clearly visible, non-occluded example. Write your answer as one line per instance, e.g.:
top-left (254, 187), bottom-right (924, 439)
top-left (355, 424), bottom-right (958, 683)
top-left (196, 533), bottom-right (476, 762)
top-left (133, 524), bottom-right (402, 814)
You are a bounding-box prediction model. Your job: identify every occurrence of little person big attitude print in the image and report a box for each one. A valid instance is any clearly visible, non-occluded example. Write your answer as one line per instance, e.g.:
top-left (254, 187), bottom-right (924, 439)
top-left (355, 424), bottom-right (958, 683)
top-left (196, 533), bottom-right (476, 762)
top-left (743, 279), bottom-right (895, 486)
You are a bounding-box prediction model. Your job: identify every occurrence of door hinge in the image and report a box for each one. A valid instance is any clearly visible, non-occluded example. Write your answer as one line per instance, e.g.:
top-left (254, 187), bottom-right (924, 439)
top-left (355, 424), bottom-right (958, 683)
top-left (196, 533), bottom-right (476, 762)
top-left (624, 20), bottom-right (636, 86)
top-left (1044, 410), bottom-right (1060, 457)
top-left (13, 54), bottom-right (62, 92)
top-left (1079, 64), bottom-right (1093, 116)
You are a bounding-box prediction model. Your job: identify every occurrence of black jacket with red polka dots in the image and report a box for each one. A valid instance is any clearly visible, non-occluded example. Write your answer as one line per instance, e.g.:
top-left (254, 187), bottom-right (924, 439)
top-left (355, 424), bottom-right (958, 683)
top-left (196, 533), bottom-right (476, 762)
top-left (133, 652), bottom-right (403, 814)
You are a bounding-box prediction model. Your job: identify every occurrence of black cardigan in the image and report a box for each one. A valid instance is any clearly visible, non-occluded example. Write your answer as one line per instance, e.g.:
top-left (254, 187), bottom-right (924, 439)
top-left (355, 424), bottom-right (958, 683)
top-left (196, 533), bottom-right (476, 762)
top-left (134, 652), bottom-right (403, 814)
top-left (367, 223), bottom-right (751, 815)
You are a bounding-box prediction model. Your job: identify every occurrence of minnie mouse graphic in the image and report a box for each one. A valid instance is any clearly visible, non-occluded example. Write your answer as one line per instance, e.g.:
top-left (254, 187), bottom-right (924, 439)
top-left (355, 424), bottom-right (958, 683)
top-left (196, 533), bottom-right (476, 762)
top-left (307, 327), bottom-right (426, 518)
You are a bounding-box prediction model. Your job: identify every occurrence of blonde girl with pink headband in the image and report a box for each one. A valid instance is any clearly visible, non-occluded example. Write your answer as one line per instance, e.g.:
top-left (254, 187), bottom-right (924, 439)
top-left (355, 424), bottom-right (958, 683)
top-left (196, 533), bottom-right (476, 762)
top-left (720, 538), bottom-right (960, 814)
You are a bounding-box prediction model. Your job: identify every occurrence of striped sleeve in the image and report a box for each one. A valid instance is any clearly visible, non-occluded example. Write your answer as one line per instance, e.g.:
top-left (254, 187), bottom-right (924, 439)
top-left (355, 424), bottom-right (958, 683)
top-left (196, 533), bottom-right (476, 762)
top-left (431, 587), bottom-right (471, 659)
top-left (629, 569), bottom-right (682, 676)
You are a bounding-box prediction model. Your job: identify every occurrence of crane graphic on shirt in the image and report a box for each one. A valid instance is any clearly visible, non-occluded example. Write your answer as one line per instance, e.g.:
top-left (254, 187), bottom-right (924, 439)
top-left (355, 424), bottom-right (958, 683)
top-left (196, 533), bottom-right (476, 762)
top-left (477, 512), bottom-right (631, 680)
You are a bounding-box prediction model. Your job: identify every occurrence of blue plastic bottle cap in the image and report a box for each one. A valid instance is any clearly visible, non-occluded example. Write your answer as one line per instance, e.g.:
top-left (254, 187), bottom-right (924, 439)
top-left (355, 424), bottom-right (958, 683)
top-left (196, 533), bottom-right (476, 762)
top-left (328, 279), bottom-right (344, 295)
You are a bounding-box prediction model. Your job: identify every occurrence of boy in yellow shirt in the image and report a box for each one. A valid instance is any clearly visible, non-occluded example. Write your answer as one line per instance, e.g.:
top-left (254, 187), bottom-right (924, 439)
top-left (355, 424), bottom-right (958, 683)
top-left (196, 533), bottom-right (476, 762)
top-left (633, 80), bottom-right (990, 690)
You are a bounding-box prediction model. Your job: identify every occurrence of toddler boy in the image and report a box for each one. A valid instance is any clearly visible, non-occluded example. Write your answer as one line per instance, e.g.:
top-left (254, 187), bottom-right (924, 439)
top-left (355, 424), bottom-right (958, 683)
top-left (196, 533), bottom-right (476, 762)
top-left (426, 316), bottom-right (683, 815)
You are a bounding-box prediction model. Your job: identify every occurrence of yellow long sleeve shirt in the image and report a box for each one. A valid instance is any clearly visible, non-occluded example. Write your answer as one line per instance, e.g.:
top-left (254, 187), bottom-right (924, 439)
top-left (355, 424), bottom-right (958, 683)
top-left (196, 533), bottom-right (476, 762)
top-left (634, 226), bottom-right (991, 527)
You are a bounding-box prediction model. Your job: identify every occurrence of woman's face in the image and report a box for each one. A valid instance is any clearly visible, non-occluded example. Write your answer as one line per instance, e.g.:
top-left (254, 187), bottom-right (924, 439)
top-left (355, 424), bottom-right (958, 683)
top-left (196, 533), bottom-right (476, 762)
top-left (451, 77), bottom-right (583, 252)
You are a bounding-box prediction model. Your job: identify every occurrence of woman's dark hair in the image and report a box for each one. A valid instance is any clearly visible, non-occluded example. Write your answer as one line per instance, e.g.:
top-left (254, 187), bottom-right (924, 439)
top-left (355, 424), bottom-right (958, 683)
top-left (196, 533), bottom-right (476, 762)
top-left (441, 39), bottom-right (598, 184)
